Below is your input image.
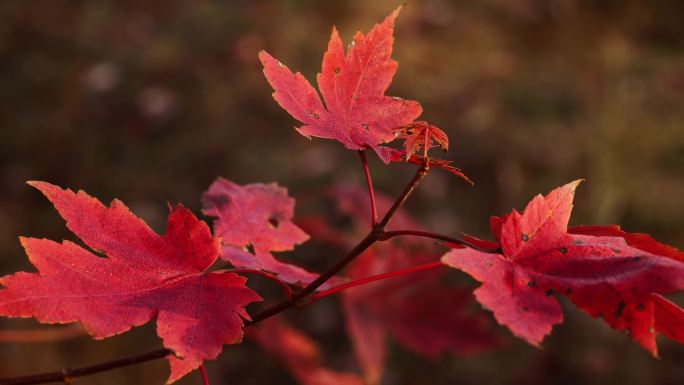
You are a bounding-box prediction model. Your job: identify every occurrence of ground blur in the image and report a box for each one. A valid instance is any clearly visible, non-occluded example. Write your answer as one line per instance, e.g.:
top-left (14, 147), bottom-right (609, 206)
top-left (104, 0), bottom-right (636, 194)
top-left (1, 1), bottom-right (683, 384)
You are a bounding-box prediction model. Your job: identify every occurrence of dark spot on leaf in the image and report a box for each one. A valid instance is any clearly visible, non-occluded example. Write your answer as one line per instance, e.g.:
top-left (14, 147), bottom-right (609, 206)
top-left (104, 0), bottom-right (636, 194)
top-left (203, 194), bottom-right (229, 208)
top-left (522, 306), bottom-right (529, 312)
top-left (545, 289), bottom-right (554, 296)
top-left (612, 248), bottom-right (621, 253)
top-left (334, 67), bottom-right (341, 74)
top-left (268, 217), bottom-right (280, 228)
top-left (566, 288), bottom-right (573, 295)
top-left (245, 244), bottom-right (256, 255)
top-left (521, 234), bottom-right (529, 242)
top-left (636, 303), bottom-right (645, 311)
top-left (631, 256), bottom-right (642, 262)
top-left (559, 247), bottom-right (567, 254)
top-left (312, 113), bottom-right (320, 120)
top-left (362, 123), bottom-right (369, 131)
top-left (307, 109), bottom-right (313, 115)
top-left (527, 281), bottom-right (536, 287)
top-left (615, 301), bottom-right (625, 318)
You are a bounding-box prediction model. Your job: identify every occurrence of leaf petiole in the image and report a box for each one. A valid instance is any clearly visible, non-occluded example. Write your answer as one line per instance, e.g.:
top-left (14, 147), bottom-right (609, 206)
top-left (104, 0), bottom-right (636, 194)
top-left (219, 268), bottom-right (293, 302)
top-left (310, 261), bottom-right (444, 300)
top-left (358, 150), bottom-right (378, 226)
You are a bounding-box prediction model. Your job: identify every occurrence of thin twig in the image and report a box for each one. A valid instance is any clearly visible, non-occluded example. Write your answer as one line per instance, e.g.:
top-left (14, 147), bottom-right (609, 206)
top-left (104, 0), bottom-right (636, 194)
top-left (0, 348), bottom-right (172, 385)
top-left (358, 150), bottom-right (378, 226)
top-left (381, 229), bottom-right (501, 254)
top-left (311, 261), bottom-right (443, 300)
top-left (221, 268), bottom-right (293, 301)
top-left (246, 231), bottom-right (378, 325)
top-left (199, 365), bottom-right (210, 385)
top-left (376, 161), bottom-right (429, 229)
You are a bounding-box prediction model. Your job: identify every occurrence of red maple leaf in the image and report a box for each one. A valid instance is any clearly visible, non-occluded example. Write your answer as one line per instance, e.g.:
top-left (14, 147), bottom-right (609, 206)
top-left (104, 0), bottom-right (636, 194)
top-left (442, 181), bottom-right (684, 355)
top-left (0, 182), bottom-right (261, 383)
top-left (394, 121), bottom-right (449, 158)
top-left (259, 7), bottom-right (422, 161)
top-left (202, 177), bottom-right (334, 287)
top-left (248, 317), bottom-right (363, 385)
top-left (376, 146), bottom-right (473, 184)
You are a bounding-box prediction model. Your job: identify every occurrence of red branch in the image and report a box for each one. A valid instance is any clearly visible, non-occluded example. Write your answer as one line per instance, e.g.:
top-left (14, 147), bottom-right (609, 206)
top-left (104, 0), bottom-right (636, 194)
top-left (311, 261), bottom-right (444, 300)
top-left (199, 365), bottom-right (209, 385)
top-left (0, 348), bottom-right (173, 385)
top-left (376, 161), bottom-right (429, 229)
top-left (358, 150), bottom-right (378, 226)
top-left (381, 229), bottom-right (501, 254)
top-left (221, 268), bottom-right (293, 302)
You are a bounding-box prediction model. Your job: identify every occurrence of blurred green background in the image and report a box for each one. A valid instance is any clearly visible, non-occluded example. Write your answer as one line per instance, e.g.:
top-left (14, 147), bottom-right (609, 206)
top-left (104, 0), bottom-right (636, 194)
top-left (1, 0), bottom-right (683, 384)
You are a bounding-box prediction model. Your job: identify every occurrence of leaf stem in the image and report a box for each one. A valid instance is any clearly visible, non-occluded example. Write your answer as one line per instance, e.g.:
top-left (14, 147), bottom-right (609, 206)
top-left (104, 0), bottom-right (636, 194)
top-left (311, 261), bottom-right (443, 300)
top-left (422, 125), bottom-right (429, 158)
top-left (381, 229), bottom-right (501, 254)
top-left (358, 150), bottom-right (378, 226)
top-left (246, 231), bottom-right (378, 325)
top-left (221, 268), bottom-right (293, 301)
top-left (376, 161), bottom-right (429, 229)
top-left (0, 348), bottom-right (173, 385)
top-left (199, 365), bottom-right (210, 385)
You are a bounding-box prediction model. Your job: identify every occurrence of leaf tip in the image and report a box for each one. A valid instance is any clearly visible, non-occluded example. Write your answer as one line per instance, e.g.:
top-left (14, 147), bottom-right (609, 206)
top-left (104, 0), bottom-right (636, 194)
top-left (26, 180), bottom-right (65, 200)
top-left (567, 179), bottom-right (584, 192)
top-left (258, 50), bottom-right (278, 68)
top-left (394, 4), bottom-right (407, 16)
top-left (257, 49), bottom-right (269, 60)
top-left (17, 236), bottom-right (31, 250)
top-left (26, 180), bottom-right (49, 190)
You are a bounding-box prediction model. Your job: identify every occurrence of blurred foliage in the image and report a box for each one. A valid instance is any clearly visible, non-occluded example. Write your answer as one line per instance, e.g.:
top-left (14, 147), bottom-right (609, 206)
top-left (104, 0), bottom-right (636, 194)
top-left (1, 0), bottom-right (683, 384)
